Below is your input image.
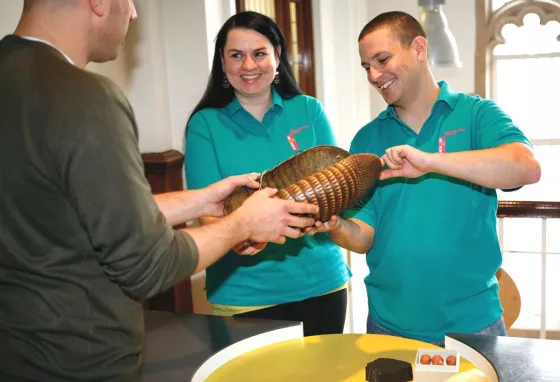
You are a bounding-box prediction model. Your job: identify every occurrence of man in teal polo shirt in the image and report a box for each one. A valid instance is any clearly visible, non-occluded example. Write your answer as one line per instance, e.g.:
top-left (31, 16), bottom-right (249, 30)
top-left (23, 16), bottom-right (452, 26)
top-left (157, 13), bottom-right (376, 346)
top-left (308, 11), bottom-right (541, 345)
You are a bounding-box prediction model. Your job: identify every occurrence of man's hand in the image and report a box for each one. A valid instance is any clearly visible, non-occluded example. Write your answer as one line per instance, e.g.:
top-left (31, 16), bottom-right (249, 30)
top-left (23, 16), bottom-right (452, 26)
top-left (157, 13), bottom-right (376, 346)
top-left (380, 145), bottom-right (433, 180)
top-left (200, 173), bottom-right (260, 217)
top-left (305, 215), bottom-right (342, 236)
top-left (232, 188), bottom-right (318, 245)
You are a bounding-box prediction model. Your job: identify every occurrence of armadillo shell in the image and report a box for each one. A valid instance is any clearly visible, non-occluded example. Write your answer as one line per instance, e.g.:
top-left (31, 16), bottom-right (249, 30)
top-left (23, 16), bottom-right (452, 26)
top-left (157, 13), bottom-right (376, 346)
top-left (223, 145), bottom-right (350, 215)
top-left (223, 145), bottom-right (381, 222)
top-left (275, 153), bottom-right (381, 221)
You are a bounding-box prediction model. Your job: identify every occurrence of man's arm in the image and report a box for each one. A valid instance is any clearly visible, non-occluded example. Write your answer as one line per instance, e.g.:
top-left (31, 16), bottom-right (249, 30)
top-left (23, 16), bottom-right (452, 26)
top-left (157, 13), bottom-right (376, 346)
top-left (381, 142), bottom-right (541, 189)
top-left (381, 98), bottom-right (541, 189)
top-left (198, 215), bottom-right (267, 256)
top-left (153, 190), bottom-right (206, 227)
top-left (154, 173), bottom-right (260, 226)
top-left (428, 142), bottom-right (540, 189)
top-left (184, 188), bottom-right (319, 273)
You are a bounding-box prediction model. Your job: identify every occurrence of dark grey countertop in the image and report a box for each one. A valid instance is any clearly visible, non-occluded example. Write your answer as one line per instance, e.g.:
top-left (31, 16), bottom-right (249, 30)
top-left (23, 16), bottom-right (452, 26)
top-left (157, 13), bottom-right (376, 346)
top-left (448, 333), bottom-right (560, 382)
top-left (139, 310), bottom-right (301, 381)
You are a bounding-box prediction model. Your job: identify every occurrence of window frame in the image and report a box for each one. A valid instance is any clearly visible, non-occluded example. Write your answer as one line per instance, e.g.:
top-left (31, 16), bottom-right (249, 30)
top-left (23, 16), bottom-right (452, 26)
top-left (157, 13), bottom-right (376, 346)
top-left (475, 0), bottom-right (560, 99)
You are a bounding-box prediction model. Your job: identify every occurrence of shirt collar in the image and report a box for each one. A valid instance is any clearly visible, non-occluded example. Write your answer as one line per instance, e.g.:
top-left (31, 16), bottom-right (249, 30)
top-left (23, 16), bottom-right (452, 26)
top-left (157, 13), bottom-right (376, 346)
top-left (19, 36), bottom-right (75, 65)
top-left (378, 80), bottom-right (459, 120)
top-left (436, 80), bottom-right (459, 109)
top-left (225, 86), bottom-right (284, 116)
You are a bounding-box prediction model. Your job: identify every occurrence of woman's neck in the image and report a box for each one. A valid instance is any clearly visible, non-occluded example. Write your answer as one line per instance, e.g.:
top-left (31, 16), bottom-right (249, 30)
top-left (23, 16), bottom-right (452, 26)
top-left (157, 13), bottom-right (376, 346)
top-left (235, 89), bottom-right (273, 123)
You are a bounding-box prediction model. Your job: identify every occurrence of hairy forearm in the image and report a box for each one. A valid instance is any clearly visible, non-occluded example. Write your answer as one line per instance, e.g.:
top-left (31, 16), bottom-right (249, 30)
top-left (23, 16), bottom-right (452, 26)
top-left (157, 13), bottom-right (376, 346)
top-left (428, 143), bottom-right (541, 189)
top-left (182, 215), bottom-right (249, 273)
top-left (329, 218), bottom-right (374, 254)
top-left (153, 190), bottom-right (205, 226)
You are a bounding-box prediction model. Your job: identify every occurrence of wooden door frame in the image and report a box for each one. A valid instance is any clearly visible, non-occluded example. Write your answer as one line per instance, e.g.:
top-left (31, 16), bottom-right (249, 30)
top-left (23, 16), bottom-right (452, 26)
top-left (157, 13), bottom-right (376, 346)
top-left (236, 0), bottom-right (317, 97)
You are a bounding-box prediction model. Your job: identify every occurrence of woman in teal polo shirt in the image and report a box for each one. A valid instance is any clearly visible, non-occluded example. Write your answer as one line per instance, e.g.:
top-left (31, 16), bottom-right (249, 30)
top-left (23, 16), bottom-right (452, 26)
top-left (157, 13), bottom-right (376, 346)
top-left (184, 11), bottom-right (351, 336)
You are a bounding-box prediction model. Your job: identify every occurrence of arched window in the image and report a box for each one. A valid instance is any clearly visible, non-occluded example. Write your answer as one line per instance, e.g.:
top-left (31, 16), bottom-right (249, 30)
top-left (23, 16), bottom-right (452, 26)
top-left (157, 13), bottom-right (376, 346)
top-left (477, 0), bottom-right (560, 202)
top-left (475, 0), bottom-right (560, 339)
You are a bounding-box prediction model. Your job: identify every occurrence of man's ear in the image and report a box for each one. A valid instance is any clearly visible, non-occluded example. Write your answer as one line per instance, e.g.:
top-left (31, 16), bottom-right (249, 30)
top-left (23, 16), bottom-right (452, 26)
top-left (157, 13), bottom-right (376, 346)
top-left (411, 36), bottom-right (428, 62)
top-left (89, 0), bottom-right (107, 17)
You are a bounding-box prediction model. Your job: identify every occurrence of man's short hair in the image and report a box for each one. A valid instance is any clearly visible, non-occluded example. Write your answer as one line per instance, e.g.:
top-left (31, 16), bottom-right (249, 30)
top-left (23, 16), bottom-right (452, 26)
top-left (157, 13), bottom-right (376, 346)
top-left (23, 0), bottom-right (38, 11)
top-left (358, 11), bottom-right (426, 47)
top-left (23, 0), bottom-right (74, 11)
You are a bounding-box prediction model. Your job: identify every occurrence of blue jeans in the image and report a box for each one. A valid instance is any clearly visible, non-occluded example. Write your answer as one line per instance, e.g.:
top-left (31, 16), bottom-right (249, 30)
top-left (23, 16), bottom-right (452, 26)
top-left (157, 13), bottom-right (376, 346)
top-left (366, 315), bottom-right (507, 348)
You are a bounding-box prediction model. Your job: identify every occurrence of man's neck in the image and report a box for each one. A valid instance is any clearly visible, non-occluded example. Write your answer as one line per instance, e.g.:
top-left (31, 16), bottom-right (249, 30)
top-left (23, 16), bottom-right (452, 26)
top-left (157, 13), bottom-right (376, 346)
top-left (14, 13), bottom-right (88, 68)
top-left (394, 73), bottom-right (440, 134)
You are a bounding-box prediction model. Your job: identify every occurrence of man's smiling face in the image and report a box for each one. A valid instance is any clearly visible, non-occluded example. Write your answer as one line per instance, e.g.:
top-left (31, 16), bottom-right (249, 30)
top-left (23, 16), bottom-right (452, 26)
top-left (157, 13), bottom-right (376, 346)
top-left (359, 26), bottom-right (422, 107)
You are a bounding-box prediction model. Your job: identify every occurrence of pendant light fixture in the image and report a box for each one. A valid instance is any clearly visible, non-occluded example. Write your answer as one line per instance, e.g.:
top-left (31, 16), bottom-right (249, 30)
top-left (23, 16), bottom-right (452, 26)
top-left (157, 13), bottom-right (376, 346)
top-left (418, 0), bottom-right (462, 68)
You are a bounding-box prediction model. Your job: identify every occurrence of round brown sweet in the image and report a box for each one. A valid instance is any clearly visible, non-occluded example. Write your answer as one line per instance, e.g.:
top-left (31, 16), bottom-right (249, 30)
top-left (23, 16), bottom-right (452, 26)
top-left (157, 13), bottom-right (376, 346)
top-left (446, 355), bottom-right (457, 365)
top-left (432, 355), bottom-right (444, 365)
top-left (420, 354), bottom-right (432, 365)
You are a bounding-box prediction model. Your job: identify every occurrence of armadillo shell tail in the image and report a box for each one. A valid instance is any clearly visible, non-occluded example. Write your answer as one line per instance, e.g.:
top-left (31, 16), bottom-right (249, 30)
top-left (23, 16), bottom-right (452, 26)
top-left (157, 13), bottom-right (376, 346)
top-left (275, 153), bottom-right (381, 222)
top-left (223, 145), bottom-right (350, 215)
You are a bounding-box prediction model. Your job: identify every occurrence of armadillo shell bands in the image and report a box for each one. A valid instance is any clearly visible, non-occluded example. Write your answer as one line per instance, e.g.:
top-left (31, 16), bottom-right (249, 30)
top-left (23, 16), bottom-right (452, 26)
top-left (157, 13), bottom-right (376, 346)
top-left (223, 145), bottom-right (382, 222)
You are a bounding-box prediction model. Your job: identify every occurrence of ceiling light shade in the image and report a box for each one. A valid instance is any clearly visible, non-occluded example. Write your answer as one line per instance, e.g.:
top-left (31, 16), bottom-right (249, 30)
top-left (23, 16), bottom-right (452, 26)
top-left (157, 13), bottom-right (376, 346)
top-left (418, 0), bottom-right (462, 68)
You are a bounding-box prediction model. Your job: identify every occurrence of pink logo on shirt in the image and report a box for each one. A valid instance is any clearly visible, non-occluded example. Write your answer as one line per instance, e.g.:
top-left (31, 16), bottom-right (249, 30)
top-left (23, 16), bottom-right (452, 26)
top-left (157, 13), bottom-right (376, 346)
top-left (444, 128), bottom-right (466, 137)
top-left (286, 125), bottom-right (309, 151)
top-left (439, 128), bottom-right (466, 153)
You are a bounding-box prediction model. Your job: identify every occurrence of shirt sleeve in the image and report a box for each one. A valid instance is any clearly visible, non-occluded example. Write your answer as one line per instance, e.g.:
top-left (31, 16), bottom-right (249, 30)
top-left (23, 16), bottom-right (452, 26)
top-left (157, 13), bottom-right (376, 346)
top-left (185, 112), bottom-right (224, 189)
top-left (49, 76), bottom-right (199, 299)
top-left (308, 97), bottom-right (338, 146)
top-left (473, 98), bottom-right (533, 150)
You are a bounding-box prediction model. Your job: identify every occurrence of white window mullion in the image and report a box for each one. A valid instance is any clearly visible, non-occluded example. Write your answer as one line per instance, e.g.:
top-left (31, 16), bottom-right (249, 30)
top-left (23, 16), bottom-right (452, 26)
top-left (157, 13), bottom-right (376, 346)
top-left (530, 139), bottom-right (560, 146)
top-left (345, 249), bottom-right (354, 334)
top-left (541, 218), bottom-right (547, 339)
top-left (494, 53), bottom-right (560, 60)
top-left (498, 217), bottom-right (504, 249)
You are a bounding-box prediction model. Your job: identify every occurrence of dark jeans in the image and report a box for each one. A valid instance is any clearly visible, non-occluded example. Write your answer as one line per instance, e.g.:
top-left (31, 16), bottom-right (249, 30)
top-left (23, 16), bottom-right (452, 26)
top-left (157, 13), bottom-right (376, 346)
top-left (235, 288), bottom-right (347, 337)
top-left (367, 315), bottom-right (508, 347)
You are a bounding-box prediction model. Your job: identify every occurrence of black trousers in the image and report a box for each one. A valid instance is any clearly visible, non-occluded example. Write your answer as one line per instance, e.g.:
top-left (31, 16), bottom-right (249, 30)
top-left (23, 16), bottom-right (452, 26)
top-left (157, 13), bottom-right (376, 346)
top-left (234, 288), bottom-right (347, 337)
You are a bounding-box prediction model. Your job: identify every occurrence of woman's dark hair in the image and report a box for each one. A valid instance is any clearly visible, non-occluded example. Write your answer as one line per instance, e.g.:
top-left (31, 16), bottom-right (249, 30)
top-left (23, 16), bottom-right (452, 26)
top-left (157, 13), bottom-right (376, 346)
top-left (186, 11), bottom-right (302, 126)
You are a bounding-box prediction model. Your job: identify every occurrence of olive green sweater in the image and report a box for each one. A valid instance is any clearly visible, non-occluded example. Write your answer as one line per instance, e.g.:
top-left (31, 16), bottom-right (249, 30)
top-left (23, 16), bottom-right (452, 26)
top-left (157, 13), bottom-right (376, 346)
top-left (0, 35), bottom-right (199, 381)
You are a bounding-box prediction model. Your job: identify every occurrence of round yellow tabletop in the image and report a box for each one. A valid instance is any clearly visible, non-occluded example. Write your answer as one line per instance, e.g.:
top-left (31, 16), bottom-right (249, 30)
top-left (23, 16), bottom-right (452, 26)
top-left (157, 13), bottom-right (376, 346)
top-left (206, 333), bottom-right (485, 382)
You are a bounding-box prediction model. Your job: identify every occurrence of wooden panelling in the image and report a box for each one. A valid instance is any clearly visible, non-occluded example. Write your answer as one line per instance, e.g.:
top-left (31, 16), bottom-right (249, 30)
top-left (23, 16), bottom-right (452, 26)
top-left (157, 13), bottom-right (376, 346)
top-left (141, 150), bottom-right (193, 314)
top-left (142, 150), bottom-right (184, 195)
top-left (497, 201), bottom-right (560, 219)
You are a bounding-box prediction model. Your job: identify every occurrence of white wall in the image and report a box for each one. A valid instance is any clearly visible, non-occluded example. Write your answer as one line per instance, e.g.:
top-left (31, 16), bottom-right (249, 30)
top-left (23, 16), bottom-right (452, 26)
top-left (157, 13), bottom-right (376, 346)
top-left (312, 0), bottom-right (372, 151)
top-left (0, 1), bottom-right (22, 34)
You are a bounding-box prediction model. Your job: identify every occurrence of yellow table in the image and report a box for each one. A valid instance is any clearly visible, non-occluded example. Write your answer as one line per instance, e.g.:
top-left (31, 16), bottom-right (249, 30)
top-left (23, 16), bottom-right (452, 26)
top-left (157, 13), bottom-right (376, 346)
top-left (206, 334), bottom-right (484, 381)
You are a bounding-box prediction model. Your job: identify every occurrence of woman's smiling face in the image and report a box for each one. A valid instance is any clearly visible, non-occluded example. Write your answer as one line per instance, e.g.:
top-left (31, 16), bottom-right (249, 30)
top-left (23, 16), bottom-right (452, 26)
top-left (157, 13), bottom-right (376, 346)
top-left (222, 28), bottom-right (280, 99)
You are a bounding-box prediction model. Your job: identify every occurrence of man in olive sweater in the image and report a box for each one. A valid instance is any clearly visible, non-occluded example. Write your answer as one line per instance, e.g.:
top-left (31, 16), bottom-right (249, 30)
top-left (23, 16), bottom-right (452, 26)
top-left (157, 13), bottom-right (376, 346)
top-left (0, 1), bottom-right (318, 381)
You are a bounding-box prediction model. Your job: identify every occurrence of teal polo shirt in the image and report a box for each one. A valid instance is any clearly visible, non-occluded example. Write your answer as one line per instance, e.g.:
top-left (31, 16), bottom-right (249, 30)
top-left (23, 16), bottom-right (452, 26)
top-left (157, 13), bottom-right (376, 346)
top-left (185, 89), bottom-right (351, 306)
top-left (344, 81), bottom-right (532, 342)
